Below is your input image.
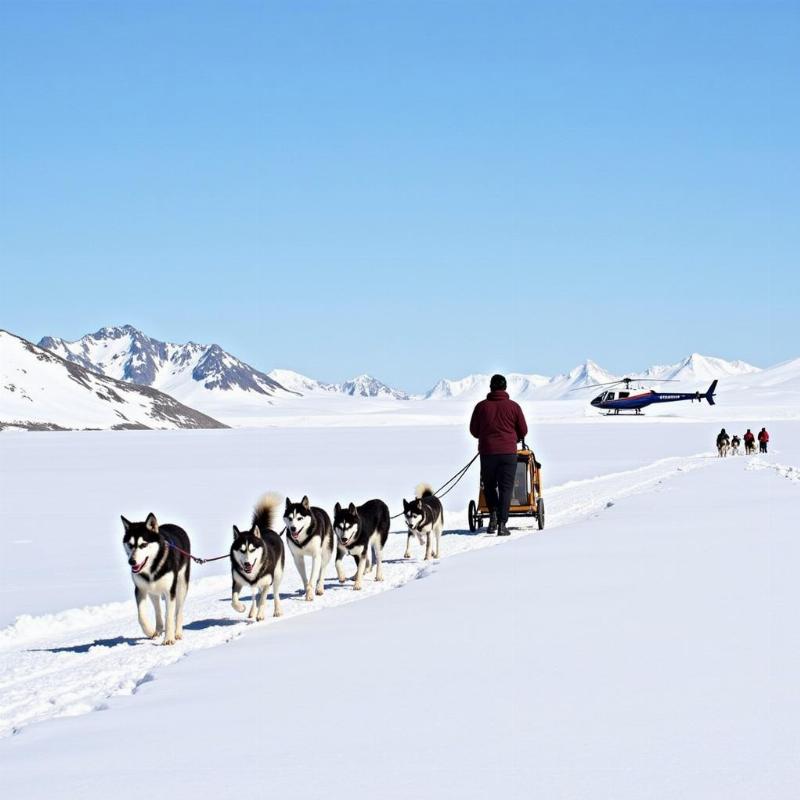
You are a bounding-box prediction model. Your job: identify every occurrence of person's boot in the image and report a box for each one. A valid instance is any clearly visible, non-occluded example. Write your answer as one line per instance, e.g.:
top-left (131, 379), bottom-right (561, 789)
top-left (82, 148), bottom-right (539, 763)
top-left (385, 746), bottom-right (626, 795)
top-left (498, 522), bottom-right (511, 536)
top-left (487, 512), bottom-right (498, 534)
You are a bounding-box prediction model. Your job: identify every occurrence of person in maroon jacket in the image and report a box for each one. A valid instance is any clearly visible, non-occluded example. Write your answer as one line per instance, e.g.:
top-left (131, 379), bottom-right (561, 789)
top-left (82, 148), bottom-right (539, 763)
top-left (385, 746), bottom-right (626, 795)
top-left (469, 374), bottom-right (528, 536)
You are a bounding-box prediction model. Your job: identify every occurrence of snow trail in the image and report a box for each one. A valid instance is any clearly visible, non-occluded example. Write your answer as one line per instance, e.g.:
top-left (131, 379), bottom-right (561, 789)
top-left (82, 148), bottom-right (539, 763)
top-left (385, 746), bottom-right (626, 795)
top-left (745, 456), bottom-right (800, 483)
top-left (0, 452), bottom-right (713, 738)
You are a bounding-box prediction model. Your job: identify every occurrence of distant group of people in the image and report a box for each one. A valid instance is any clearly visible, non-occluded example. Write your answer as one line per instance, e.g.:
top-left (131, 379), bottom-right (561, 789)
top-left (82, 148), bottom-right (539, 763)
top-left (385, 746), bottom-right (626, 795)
top-left (716, 427), bottom-right (769, 457)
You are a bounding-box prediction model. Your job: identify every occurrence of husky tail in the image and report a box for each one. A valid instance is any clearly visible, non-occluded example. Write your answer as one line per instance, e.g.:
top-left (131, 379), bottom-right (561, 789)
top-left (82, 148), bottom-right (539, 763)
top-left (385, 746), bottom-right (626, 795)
top-left (415, 482), bottom-right (435, 499)
top-left (252, 492), bottom-right (282, 533)
top-left (705, 379), bottom-right (717, 406)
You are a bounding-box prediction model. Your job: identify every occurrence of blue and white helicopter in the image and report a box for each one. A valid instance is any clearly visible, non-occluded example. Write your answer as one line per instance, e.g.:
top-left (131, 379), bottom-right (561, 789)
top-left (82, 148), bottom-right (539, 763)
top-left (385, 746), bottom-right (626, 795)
top-left (575, 377), bottom-right (718, 415)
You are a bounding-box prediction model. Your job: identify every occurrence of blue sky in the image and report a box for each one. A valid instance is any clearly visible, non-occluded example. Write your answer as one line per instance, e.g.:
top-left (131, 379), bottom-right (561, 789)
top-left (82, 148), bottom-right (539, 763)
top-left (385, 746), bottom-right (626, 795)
top-left (1, 1), bottom-right (797, 392)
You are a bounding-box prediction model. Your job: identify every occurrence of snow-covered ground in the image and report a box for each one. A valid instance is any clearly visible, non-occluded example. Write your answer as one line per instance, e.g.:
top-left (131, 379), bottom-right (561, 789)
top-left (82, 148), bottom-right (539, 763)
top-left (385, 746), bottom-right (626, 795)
top-left (0, 417), bottom-right (797, 798)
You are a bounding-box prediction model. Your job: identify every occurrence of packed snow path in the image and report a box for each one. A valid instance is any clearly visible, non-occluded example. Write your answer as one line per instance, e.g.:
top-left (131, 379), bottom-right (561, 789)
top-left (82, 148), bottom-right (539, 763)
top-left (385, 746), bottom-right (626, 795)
top-left (0, 452), bottom-right (719, 738)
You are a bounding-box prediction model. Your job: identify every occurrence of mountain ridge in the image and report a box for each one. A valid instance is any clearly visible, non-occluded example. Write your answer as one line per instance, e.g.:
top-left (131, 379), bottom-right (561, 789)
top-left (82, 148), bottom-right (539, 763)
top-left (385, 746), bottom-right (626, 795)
top-left (1, 330), bottom-right (228, 431)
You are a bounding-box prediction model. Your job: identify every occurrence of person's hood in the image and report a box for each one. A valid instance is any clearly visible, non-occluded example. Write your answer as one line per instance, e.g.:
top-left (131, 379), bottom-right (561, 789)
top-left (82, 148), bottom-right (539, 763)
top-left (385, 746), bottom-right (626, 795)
top-left (486, 390), bottom-right (510, 401)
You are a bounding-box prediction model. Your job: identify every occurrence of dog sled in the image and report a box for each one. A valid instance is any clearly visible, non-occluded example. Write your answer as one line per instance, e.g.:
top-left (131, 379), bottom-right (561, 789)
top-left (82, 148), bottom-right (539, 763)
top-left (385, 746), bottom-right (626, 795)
top-left (467, 443), bottom-right (545, 532)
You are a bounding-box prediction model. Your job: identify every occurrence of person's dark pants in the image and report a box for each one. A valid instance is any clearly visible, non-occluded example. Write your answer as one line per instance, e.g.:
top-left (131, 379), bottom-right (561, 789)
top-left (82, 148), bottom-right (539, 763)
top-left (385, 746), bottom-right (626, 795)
top-left (480, 453), bottom-right (517, 524)
top-left (760, 441), bottom-right (768, 453)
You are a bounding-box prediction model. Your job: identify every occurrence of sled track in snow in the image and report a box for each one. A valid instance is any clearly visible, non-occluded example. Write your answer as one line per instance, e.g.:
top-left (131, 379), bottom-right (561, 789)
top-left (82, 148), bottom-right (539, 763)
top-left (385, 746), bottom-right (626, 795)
top-left (0, 453), bottom-right (714, 738)
top-left (745, 456), bottom-right (800, 484)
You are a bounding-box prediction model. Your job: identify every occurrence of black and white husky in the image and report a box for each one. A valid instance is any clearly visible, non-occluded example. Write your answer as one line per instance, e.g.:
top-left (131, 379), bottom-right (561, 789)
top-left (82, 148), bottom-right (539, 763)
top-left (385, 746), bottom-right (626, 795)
top-left (283, 496), bottom-right (335, 601)
top-left (230, 493), bottom-right (285, 621)
top-left (403, 483), bottom-right (444, 560)
top-left (121, 512), bottom-right (191, 646)
top-left (333, 499), bottom-right (390, 590)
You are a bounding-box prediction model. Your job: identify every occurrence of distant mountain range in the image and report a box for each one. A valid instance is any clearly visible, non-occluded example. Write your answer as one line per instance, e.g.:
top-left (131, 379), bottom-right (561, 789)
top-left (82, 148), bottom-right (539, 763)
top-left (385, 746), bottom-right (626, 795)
top-left (266, 369), bottom-right (409, 400)
top-left (0, 330), bottom-right (227, 431)
top-left (35, 324), bottom-right (767, 404)
top-left (40, 326), bottom-right (408, 404)
top-left (3, 322), bottom-right (793, 431)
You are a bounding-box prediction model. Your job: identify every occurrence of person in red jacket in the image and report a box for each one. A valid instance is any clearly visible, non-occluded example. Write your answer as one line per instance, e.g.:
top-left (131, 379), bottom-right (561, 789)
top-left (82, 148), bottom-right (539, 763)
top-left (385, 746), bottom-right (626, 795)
top-left (758, 427), bottom-right (770, 453)
top-left (469, 374), bottom-right (528, 536)
top-left (743, 428), bottom-right (756, 454)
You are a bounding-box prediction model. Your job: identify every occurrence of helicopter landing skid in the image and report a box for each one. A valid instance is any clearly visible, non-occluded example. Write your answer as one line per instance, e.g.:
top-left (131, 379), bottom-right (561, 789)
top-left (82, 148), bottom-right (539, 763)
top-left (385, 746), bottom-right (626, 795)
top-left (602, 410), bottom-right (645, 416)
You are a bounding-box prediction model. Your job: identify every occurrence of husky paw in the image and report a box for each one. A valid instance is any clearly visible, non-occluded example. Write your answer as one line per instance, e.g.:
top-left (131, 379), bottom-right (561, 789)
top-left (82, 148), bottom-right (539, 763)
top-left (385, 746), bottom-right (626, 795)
top-left (403, 552), bottom-right (411, 559)
top-left (163, 638), bottom-right (175, 646)
top-left (305, 587), bottom-right (314, 602)
top-left (232, 600), bottom-right (246, 613)
top-left (175, 631), bottom-right (183, 640)
top-left (316, 585), bottom-right (325, 596)
top-left (256, 610), bottom-right (266, 621)
top-left (353, 582), bottom-right (362, 591)
top-left (424, 554), bottom-right (432, 561)
top-left (432, 552), bottom-right (440, 559)
top-left (273, 608), bottom-right (282, 618)
top-left (375, 575), bottom-right (384, 583)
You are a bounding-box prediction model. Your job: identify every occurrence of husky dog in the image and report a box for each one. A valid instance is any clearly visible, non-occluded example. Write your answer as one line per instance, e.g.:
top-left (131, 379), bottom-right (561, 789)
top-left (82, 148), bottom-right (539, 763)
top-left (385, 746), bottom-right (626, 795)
top-left (121, 513), bottom-right (191, 646)
top-left (745, 440), bottom-right (756, 455)
top-left (730, 438), bottom-right (741, 456)
top-left (717, 442), bottom-right (729, 458)
top-left (230, 494), bottom-right (285, 620)
top-left (283, 496), bottom-right (334, 601)
top-left (403, 483), bottom-right (444, 560)
top-left (333, 499), bottom-right (390, 590)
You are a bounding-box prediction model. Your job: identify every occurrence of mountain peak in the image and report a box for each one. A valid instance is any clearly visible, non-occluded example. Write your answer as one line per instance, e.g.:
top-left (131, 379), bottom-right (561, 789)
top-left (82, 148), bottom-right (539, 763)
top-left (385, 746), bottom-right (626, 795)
top-left (37, 326), bottom-right (293, 401)
top-left (1, 330), bottom-right (226, 431)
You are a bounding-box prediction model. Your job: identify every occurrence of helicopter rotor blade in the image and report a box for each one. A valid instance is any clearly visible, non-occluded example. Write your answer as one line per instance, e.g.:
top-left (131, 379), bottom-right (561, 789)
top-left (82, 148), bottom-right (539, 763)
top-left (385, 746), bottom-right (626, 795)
top-left (569, 380), bottom-right (625, 391)
top-left (569, 376), bottom-right (681, 392)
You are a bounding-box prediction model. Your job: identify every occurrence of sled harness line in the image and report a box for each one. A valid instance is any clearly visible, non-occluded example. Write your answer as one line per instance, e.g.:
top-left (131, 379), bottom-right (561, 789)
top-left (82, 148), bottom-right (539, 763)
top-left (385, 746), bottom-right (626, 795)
top-left (163, 453), bottom-right (480, 561)
top-left (388, 453), bottom-right (480, 520)
top-left (165, 527), bottom-right (289, 565)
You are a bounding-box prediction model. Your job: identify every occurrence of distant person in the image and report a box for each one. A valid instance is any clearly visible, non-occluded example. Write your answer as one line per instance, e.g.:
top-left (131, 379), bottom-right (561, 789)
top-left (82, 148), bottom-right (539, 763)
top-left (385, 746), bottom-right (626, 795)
top-left (716, 428), bottom-right (730, 457)
top-left (469, 374), bottom-right (528, 536)
top-left (743, 428), bottom-right (756, 455)
top-left (758, 427), bottom-right (770, 453)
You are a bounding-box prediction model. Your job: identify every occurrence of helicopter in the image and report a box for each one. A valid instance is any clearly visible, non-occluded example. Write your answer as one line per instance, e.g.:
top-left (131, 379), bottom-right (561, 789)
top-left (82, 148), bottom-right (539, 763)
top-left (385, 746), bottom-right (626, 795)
top-left (574, 377), bottom-right (718, 415)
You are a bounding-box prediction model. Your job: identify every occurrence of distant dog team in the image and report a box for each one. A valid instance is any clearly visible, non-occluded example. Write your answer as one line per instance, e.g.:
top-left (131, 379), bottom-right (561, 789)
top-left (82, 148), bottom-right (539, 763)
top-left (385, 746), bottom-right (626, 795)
top-left (122, 484), bottom-right (441, 643)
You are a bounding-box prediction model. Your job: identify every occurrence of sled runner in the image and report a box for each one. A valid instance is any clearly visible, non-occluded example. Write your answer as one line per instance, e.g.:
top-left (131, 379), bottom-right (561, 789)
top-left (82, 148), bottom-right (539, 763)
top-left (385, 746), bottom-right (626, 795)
top-left (467, 443), bottom-right (545, 532)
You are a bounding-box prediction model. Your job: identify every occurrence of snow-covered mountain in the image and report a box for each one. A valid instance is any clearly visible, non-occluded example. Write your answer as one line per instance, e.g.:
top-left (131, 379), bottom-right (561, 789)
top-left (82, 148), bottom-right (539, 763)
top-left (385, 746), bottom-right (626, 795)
top-left (336, 374), bottom-right (409, 400)
top-left (266, 369), bottom-right (408, 399)
top-left (642, 353), bottom-right (760, 384)
top-left (0, 331), bottom-right (227, 431)
top-left (422, 356), bottom-right (764, 402)
top-left (425, 361), bottom-right (617, 401)
top-left (38, 325), bottom-right (294, 401)
top-left (266, 369), bottom-right (334, 395)
top-left (425, 372), bottom-right (550, 400)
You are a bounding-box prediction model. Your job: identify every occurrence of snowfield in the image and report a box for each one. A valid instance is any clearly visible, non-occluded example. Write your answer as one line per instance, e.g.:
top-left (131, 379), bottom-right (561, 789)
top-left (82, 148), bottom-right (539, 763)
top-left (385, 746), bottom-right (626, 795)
top-left (0, 415), bottom-right (797, 798)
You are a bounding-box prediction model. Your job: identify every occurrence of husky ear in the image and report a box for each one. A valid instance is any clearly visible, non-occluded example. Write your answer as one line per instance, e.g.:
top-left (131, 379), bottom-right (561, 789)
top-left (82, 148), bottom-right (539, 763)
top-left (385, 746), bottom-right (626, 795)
top-left (348, 502), bottom-right (357, 514)
top-left (403, 499), bottom-right (410, 511)
top-left (232, 525), bottom-right (240, 540)
top-left (301, 495), bottom-right (310, 509)
top-left (252, 525), bottom-right (262, 539)
top-left (121, 515), bottom-right (131, 532)
top-left (285, 497), bottom-right (292, 512)
top-left (145, 513), bottom-right (158, 533)
top-left (334, 502), bottom-right (341, 515)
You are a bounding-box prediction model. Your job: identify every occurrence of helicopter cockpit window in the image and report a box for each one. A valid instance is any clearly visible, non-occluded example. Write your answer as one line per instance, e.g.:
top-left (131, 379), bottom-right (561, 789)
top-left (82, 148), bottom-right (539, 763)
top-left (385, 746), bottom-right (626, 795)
top-left (606, 392), bottom-right (615, 401)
